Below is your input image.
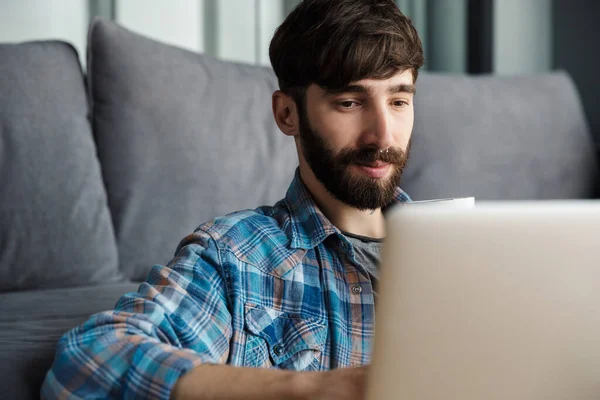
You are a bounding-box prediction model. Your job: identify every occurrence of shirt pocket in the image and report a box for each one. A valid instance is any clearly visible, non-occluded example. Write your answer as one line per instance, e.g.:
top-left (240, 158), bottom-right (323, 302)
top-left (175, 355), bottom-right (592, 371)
top-left (243, 303), bottom-right (326, 371)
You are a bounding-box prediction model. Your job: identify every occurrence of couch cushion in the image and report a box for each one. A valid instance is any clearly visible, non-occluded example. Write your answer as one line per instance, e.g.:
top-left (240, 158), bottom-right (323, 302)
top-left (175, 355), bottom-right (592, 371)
top-left (402, 72), bottom-right (598, 200)
top-left (0, 41), bottom-right (122, 292)
top-left (87, 18), bottom-right (297, 281)
top-left (0, 282), bottom-right (140, 400)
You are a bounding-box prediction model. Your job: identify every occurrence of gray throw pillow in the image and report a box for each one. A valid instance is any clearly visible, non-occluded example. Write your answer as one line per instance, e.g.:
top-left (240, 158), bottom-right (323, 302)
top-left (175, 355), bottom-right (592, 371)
top-left (87, 18), bottom-right (297, 281)
top-left (0, 41), bottom-right (122, 292)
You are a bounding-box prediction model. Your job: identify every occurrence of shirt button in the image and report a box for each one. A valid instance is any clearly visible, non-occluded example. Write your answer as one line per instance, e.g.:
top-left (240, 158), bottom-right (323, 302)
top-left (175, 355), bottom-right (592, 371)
top-left (273, 344), bottom-right (285, 355)
top-left (352, 285), bottom-right (362, 295)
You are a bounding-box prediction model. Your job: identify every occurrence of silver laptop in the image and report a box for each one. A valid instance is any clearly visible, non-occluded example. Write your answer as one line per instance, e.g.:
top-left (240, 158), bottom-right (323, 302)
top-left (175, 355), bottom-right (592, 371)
top-left (368, 201), bottom-right (600, 400)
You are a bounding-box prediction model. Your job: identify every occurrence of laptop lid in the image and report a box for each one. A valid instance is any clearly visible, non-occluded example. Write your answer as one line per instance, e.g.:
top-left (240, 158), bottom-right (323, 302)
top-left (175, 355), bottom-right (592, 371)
top-left (368, 201), bottom-right (600, 400)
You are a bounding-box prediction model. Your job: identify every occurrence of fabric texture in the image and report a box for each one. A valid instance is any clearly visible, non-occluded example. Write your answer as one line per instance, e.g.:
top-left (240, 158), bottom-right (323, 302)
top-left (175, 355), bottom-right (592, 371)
top-left (0, 282), bottom-right (140, 400)
top-left (0, 40), bottom-right (121, 292)
top-left (87, 18), bottom-right (298, 281)
top-left (41, 172), bottom-right (410, 399)
top-left (401, 72), bottom-right (598, 200)
top-left (342, 232), bottom-right (383, 297)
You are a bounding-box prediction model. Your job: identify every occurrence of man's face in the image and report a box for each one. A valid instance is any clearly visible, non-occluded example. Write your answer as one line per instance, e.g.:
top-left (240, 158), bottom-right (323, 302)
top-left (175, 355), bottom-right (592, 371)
top-left (298, 69), bottom-right (415, 210)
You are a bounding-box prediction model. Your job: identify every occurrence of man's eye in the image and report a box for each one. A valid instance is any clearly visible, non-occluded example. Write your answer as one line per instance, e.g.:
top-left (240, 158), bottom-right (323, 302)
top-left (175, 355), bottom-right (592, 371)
top-left (338, 101), bottom-right (359, 109)
top-left (393, 100), bottom-right (408, 107)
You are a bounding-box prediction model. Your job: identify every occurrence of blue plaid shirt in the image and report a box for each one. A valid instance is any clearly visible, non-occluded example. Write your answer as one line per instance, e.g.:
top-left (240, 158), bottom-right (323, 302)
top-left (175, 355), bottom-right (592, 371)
top-left (42, 170), bottom-right (411, 399)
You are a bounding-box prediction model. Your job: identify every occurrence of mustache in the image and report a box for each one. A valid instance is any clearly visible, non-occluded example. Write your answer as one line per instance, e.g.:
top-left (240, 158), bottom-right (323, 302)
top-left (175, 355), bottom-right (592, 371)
top-left (337, 146), bottom-right (408, 166)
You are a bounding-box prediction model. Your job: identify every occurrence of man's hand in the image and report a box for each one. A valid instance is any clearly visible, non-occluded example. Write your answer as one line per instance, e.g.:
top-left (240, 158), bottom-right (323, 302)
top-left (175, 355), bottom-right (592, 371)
top-left (172, 364), bottom-right (369, 400)
top-left (297, 366), bottom-right (369, 400)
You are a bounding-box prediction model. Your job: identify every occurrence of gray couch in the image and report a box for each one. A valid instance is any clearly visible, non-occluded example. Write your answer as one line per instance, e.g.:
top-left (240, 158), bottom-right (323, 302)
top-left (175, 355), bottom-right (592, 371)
top-left (0, 18), bottom-right (597, 400)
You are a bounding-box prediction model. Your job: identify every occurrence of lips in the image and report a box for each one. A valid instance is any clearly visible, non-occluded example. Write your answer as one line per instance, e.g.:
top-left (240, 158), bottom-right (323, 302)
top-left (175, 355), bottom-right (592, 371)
top-left (354, 162), bottom-right (391, 179)
top-left (356, 161), bottom-right (388, 168)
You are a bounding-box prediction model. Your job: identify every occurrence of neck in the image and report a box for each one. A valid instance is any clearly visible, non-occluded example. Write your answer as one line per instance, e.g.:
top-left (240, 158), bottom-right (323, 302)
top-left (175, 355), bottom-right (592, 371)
top-left (298, 162), bottom-right (386, 239)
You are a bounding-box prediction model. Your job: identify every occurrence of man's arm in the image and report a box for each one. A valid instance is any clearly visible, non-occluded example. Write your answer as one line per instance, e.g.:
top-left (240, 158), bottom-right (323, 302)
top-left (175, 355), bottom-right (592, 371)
top-left (171, 364), bottom-right (368, 400)
top-left (41, 231), bottom-right (233, 399)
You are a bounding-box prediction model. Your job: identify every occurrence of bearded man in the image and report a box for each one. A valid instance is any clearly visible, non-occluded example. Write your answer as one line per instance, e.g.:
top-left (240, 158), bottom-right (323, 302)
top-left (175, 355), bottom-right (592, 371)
top-left (42, 1), bottom-right (424, 399)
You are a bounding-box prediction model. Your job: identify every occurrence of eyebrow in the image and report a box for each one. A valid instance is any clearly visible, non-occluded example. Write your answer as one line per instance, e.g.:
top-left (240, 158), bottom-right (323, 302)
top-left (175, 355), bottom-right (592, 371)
top-left (324, 83), bottom-right (416, 96)
top-left (388, 84), bottom-right (416, 95)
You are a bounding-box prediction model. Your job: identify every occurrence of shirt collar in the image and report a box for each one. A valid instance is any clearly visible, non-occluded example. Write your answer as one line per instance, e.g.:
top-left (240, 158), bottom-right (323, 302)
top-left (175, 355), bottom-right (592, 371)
top-left (283, 168), bottom-right (412, 250)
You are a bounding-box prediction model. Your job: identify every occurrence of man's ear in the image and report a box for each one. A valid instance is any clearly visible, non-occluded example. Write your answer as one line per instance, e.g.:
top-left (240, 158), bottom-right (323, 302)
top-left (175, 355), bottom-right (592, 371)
top-left (272, 90), bottom-right (300, 137)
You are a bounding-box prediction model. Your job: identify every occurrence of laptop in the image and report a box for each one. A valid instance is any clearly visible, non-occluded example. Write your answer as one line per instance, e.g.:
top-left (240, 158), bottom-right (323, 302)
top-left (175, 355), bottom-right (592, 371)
top-left (368, 200), bottom-right (600, 400)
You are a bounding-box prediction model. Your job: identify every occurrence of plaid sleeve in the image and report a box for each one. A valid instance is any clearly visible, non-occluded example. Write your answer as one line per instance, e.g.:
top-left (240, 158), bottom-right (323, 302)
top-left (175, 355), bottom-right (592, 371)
top-left (41, 231), bottom-right (232, 400)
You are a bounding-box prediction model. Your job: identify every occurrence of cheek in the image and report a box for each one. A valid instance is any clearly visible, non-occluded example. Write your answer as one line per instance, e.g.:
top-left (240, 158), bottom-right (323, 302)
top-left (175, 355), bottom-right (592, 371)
top-left (393, 114), bottom-right (414, 148)
top-left (310, 108), bottom-right (361, 149)
top-left (323, 120), bottom-right (360, 149)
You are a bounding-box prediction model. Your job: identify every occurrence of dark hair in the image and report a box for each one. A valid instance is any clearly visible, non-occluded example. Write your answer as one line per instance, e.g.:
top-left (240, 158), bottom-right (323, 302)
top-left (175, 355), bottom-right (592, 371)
top-left (269, 0), bottom-right (424, 100)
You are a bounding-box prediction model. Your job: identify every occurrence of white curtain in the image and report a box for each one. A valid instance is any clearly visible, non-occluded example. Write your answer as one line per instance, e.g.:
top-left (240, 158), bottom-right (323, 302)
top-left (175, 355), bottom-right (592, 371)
top-left (109, 0), bottom-right (470, 71)
top-left (0, 0), bottom-right (88, 65)
top-left (115, 0), bottom-right (289, 66)
top-left (396, 0), bottom-right (467, 73)
top-left (0, 0), bottom-right (551, 74)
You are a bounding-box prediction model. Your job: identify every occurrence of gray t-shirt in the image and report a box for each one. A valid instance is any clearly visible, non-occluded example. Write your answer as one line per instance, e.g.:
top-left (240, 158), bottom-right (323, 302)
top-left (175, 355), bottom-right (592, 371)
top-left (342, 231), bottom-right (383, 298)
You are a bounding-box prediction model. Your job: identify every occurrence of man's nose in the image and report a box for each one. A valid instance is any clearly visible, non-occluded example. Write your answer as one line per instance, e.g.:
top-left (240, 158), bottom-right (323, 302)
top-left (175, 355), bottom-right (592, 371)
top-left (362, 105), bottom-right (394, 150)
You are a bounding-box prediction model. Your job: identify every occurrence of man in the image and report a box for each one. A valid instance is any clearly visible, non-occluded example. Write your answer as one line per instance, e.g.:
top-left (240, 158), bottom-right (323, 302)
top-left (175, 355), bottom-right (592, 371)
top-left (42, 0), bottom-right (424, 398)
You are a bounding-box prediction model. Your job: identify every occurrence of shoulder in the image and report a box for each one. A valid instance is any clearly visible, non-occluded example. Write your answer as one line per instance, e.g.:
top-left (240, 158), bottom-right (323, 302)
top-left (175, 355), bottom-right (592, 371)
top-left (180, 203), bottom-right (298, 271)
top-left (199, 205), bottom-right (285, 241)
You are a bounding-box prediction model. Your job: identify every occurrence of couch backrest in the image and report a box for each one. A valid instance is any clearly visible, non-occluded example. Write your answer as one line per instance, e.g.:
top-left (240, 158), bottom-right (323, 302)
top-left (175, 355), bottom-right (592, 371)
top-left (403, 72), bottom-right (598, 200)
top-left (0, 40), bottom-right (121, 292)
top-left (87, 18), bottom-right (597, 281)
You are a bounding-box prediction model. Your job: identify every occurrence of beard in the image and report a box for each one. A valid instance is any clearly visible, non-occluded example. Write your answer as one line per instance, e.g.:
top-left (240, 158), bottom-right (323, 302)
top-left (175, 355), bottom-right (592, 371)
top-left (298, 109), bottom-right (411, 211)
